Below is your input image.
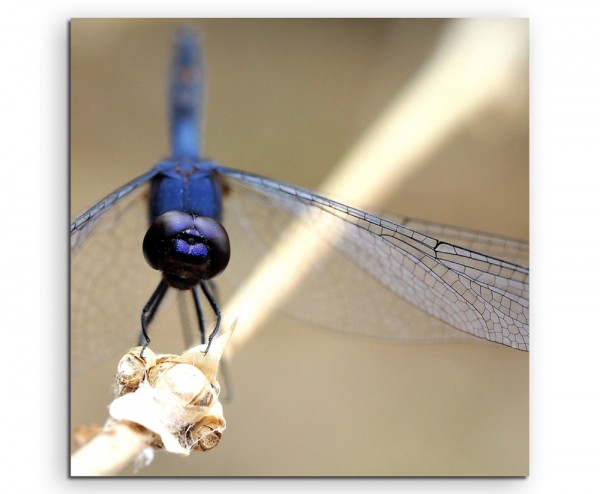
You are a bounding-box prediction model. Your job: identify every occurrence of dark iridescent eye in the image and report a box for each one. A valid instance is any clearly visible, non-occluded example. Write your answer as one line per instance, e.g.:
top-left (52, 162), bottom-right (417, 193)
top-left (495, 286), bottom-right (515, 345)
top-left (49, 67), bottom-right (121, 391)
top-left (143, 211), bottom-right (230, 289)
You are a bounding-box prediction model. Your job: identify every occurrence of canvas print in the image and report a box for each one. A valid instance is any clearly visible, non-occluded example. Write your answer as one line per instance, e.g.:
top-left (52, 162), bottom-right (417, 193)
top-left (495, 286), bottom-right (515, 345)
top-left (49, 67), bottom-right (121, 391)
top-left (70, 18), bottom-right (529, 476)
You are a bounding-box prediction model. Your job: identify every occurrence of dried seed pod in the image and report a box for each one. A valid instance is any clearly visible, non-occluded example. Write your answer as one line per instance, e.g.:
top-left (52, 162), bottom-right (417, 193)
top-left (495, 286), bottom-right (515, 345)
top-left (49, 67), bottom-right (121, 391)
top-left (187, 415), bottom-right (226, 451)
top-left (154, 363), bottom-right (213, 407)
top-left (145, 357), bottom-right (177, 387)
top-left (106, 332), bottom-right (232, 456)
top-left (116, 347), bottom-right (154, 392)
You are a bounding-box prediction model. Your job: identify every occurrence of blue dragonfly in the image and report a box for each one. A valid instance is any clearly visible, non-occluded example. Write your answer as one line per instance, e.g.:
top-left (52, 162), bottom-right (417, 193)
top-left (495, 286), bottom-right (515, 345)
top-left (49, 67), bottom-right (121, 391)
top-left (70, 29), bottom-right (529, 375)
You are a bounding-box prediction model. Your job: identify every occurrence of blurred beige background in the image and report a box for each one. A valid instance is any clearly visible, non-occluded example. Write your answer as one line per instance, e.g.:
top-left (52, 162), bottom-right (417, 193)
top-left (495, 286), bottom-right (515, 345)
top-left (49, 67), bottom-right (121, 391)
top-left (71, 18), bottom-right (528, 476)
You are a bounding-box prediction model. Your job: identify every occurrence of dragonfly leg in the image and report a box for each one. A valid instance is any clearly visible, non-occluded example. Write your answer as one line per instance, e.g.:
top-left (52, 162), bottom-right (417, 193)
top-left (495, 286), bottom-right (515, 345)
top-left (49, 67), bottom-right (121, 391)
top-left (207, 279), bottom-right (219, 303)
top-left (139, 278), bottom-right (169, 357)
top-left (200, 280), bottom-right (221, 355)
top-left (191, 285), bottom-right (206, 345)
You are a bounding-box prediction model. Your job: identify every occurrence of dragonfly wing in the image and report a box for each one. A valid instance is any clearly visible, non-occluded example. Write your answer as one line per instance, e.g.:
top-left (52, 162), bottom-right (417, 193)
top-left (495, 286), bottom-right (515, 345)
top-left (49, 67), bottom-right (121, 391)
top-left (217, 168), bottom-right (529, 351)
top-left (71, 163), bottom-right (529, 376)
top-left (380, 214), bottom-right (528, 268)
top-left (71, 175), bottom-right (164, 375)
top-left (71, 168), bottom-right (160, 250)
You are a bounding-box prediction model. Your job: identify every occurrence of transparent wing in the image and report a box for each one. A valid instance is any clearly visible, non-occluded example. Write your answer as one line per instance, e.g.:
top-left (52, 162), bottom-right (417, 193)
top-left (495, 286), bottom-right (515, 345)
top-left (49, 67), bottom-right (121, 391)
top-left (375, 213), bottom-right (529, 268)
top-left (71, 181), bottom-right (160, 374)
top-left (71, 166), bottom-right (529, 374)
top-left (71, 168), bottom-right (160, 250)
top-left (216, 168), bottom-right (529, 351)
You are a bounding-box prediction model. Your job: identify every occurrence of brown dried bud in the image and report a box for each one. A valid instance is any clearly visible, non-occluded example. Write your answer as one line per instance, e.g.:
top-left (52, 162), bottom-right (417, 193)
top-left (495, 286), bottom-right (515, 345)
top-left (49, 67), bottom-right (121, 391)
top-left (153, 363), bottom-right (213, 407)
top-left (187, 415), bottom-right (226, 451)
top-left (108, 339), bottom-right (230, 456)
top-left (116, 348), bottom-right (153, 392)
top-left (145, 360), bottom-right (172, 387)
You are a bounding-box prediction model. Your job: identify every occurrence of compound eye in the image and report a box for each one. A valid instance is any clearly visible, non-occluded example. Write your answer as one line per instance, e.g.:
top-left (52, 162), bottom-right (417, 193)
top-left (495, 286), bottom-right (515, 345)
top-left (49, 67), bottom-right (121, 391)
top-left (191, 216), bottom-right (231, 279)
top-left (143, 212), bottom-right (230, 289)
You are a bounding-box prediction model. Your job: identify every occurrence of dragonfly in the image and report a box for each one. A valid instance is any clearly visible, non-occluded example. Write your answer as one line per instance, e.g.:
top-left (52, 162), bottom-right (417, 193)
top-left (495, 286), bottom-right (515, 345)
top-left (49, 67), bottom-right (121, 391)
top-left (70, 29), bottom-right (529, 375)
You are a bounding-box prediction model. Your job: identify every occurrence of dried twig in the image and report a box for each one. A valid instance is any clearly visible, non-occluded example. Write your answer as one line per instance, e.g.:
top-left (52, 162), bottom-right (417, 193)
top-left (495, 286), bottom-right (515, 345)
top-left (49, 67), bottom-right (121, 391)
top-left (70, 331), bottom-right (230, 476)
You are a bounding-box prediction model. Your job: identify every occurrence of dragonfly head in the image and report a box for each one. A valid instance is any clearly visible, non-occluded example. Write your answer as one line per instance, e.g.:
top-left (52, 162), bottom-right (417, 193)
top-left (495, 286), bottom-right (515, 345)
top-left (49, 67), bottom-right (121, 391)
top-left (143, 211), bottom-right (231, 290)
